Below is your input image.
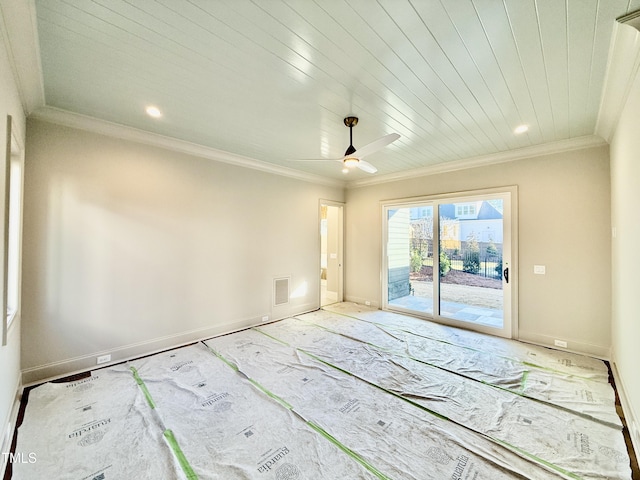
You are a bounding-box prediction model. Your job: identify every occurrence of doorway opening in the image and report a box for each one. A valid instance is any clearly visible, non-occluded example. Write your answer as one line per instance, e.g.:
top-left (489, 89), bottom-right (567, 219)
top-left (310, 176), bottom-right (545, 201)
top-left (320, 202), bottom-right (344, 307)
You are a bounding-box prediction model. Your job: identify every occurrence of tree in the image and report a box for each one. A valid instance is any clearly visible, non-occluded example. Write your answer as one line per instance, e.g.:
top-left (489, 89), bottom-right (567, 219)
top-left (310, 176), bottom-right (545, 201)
top-left (463, 232), bottom-right (480, 274)
top-left (409, 216), bottom-right (433, 273)
top-left (410, 217), bottom-right (433, 259)
top-left (439, 250), bottom-right (451, 277)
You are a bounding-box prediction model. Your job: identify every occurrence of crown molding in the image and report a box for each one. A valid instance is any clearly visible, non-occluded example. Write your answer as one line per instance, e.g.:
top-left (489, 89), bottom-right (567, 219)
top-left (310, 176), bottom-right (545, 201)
top-left (346, 135), bottom-right (607, 189)
top-left (0, 0), bottom-right (45, 115)
top-left (595, 14), bottom-right (640, 143)
top-left (31, 107), bottom-right (607, 192)
top-left (30, 107), bottom-right (346, 188)
top-left (617, 9), bottom-right (640, 31)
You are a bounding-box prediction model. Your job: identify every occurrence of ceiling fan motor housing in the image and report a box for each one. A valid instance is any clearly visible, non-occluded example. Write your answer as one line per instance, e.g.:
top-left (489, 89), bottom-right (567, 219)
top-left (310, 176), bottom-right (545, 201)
top-left (343, 116), bottom-right (358, 127)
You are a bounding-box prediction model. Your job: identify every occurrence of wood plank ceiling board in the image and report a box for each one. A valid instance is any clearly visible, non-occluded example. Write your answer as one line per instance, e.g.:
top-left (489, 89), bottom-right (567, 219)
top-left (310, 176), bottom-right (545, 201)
top-left (567, 0), bottom-right (599, 138)
top-left (535, 0), bottom-right (570, 141)
top-left (378, 1), bottom-right (506, 157)
top-left (501, 0), bottom-right (555, 144)
top-left (20, 0), bottom-right (637, 182)
top-left (427, 1), bottom-right (523, 152)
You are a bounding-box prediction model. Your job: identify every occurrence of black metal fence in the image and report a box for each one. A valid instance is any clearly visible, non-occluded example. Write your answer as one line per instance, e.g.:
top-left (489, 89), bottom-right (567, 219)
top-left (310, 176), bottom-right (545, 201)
top-left (447, 254), bottom-right (502, 280)
top-left (412, 239), bottom-right (503, 280)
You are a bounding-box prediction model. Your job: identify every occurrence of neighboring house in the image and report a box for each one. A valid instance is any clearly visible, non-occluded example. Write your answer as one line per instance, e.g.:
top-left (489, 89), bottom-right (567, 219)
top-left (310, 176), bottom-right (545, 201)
top-left (387, 208), bottom-right (412, 300)
top-left (438, 201), bottom-right (503, 252)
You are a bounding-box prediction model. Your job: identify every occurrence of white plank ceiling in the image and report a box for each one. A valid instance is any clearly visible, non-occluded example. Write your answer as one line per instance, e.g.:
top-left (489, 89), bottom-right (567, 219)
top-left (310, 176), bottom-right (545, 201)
top-left (30, 0), bottom-right (640, 182)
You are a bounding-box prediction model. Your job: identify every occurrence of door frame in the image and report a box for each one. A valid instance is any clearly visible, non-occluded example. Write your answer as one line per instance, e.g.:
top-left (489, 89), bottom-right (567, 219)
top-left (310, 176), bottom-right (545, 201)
top-left (319, 200), bottom-right (344, 307)
top-left (381, 186), bottom-right (518, 339)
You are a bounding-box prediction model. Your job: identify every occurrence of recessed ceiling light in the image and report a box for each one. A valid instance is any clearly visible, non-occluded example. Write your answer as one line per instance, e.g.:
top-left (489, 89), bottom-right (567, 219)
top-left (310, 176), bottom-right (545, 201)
top-left (145, 106), bottom-right (162, 118)
top-left (514, 124), bottom-right (528, 134)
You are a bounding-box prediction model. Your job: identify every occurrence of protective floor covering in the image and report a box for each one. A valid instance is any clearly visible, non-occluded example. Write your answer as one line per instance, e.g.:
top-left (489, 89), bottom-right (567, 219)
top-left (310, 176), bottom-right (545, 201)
top-left (12, 365), bottom-right (184, 480)
top-left (11, 303), bottom-right (632, 479)
top-left (205, 328), bottom-right (566, 479)
top-left (303, 308), bottom-right (620, 427)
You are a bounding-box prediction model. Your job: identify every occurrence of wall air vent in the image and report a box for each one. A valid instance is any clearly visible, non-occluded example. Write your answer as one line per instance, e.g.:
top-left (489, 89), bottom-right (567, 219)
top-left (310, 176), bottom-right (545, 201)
top-left (273, 277), bottom-right (290, 306)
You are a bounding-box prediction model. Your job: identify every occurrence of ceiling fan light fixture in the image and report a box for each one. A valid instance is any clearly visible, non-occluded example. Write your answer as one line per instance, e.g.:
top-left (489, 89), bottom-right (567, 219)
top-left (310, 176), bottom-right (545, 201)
top-left (343, 157), bottom-right (359, 168)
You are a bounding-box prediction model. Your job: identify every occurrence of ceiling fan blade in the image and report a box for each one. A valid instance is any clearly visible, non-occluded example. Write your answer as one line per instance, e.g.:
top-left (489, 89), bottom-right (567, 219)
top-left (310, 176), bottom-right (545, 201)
top-left (356, 159), bottom-right (378, 174)
top-left (353, 133), bottom-right (400, 159)
top-left (287, 157), bottom-right (343, 162)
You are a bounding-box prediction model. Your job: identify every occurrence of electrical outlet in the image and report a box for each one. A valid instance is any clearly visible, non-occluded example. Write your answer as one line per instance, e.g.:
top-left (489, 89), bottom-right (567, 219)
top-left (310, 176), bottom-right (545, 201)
top-left (261, 315), bottom-right (269, 323)
top-left (96, 354), bottom-right (111, 365)
top-left (364, 301), bottom-right (371, 306)
top-left (554, 339), bottom-right (567, 348)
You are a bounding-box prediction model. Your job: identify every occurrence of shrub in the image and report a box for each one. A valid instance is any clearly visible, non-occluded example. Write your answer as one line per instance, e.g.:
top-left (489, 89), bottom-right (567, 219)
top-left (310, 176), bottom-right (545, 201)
top-left (410, 250), bottom-right (423, 273)
top-left (463, 250), bottom-right (480, 274)
top-left (463, 233), bottom-right (481, 274)
top-left (439, 250), bottom-right (451, 277)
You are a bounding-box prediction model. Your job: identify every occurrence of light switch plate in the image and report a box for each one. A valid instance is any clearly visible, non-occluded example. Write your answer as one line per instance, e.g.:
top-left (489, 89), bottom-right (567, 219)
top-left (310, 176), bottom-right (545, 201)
top-left (533, 265), bottom-right (546, 275)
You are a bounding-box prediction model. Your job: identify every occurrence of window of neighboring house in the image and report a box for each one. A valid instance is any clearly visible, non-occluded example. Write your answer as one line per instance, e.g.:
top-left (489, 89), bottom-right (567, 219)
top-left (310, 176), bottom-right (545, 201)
top-left (456, 204), bottom-right (477, 217)
top-left (4, 116), bottom-right (23, 341)
top-left (456, 204), bottom-right (476, 217)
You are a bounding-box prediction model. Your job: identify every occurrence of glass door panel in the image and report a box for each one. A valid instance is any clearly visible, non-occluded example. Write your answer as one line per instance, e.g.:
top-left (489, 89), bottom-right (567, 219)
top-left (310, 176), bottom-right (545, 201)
top-left (387, 205), bottom-right (434, 315)
top-left (438, 200), bottom-right (504, 329)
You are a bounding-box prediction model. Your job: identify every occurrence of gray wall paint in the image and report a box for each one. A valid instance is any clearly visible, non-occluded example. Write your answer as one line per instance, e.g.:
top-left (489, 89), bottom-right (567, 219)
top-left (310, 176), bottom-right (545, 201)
top-left (610, 64), bottom-right (640, 451)
top-left (21, 119), bottom-right (344, 382)
top-left (345, 145), bottom-right (611, 357)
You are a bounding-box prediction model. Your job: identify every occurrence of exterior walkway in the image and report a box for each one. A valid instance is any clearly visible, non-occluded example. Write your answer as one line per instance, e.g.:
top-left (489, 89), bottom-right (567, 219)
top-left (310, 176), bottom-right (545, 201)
top-left (389, 294), bottom-right (503, 328)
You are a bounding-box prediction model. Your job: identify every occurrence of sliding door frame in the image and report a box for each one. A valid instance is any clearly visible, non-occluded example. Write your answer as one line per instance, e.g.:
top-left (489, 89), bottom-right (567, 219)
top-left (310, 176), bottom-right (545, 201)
top-left (381, 186), bottom-right (518, 339)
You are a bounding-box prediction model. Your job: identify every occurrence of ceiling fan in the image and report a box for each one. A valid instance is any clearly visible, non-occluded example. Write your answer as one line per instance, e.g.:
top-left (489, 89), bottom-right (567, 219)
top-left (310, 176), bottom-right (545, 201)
top-left (296, 117), bottom-right (400, 174)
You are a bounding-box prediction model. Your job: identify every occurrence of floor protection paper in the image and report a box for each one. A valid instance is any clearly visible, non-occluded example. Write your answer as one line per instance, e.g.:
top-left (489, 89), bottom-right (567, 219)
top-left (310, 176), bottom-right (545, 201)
top-left (12, 365), bottom-right (183, 480)
top-left (257, 317), bottom-right (631, 480)
top-left (298, 309), bottom-right (620, 427)
top-left (129, 342), bottom-right (380, 480)
top-left (205, 328), bottom-right (569, 480)
top-left (323, 302), bottom-right (609, 380)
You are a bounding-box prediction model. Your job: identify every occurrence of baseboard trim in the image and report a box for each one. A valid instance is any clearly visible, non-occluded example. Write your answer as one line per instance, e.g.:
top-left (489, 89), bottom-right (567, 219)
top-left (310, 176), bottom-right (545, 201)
top-left (288, 302), bottom-right (318, 317)
top-left (517, 331), bottom-right (610, 360)
top-left (344, 295), bottom-right (380, 309)
top-left (21, 314), bottom-right (287, 386)
top-left (611, 359), bottom-right (640, 460)
top-left (1, 373), bottom-right (22, 478)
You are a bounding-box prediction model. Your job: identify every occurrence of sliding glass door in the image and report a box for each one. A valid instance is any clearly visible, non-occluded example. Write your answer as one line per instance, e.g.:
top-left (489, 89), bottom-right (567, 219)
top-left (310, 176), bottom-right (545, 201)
top-left (383, 188), bottom-right (516, 338)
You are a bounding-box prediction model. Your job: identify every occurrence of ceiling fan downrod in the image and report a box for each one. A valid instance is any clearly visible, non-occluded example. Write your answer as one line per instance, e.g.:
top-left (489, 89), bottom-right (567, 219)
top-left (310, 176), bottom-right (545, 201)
top-left (343, 116), bottom-right (358, 156)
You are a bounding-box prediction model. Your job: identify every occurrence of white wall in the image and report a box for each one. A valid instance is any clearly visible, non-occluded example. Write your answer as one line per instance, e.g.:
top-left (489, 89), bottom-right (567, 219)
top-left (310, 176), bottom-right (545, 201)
top-left (610, 65), bottom-right (640, 452)
top-left (21, 119), bottom-right (344, 383)
top-left (345, 145), bottom-right (611, 357)
top-left (0, 20), bottom-right (26, 464)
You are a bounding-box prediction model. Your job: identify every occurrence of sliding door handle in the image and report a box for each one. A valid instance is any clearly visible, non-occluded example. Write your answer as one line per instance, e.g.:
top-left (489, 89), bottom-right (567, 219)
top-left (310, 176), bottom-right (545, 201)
top-left (503, 267), bottom-right (509, 284)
